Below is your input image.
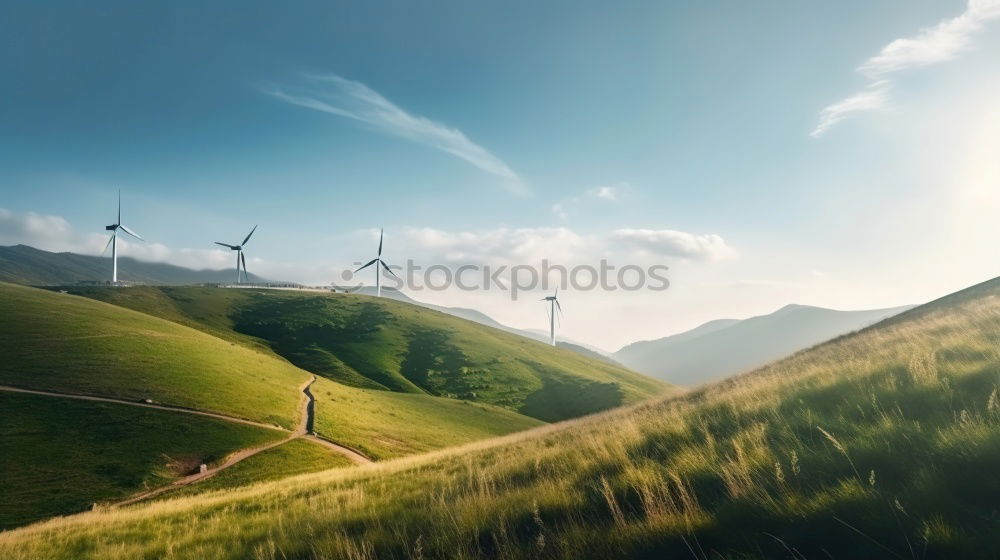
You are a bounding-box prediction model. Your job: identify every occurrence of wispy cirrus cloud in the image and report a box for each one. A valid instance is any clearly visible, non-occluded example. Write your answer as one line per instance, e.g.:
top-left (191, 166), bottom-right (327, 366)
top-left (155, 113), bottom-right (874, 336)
top-left (812, 0), bottom-right (1000, 137)
top-left (811, 81), bottom-right (892, 139)
top-left (265, 74), bottom-right (529, 196)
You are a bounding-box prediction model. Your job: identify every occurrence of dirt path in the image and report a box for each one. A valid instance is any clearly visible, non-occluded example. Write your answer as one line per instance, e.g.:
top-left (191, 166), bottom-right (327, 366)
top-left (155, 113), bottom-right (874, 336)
top-left (288, 377), bottom-right (372, 464)
top-left (113, 432), bottom-right (297, 506)
top-left (304, 435), bottom-right (372, 465)
top-left (2, 377), bottom-right (373, 507)
top-left (110, 376), bottom-right (372, 507)
top-left (0, 385), bottom-right (285, 431)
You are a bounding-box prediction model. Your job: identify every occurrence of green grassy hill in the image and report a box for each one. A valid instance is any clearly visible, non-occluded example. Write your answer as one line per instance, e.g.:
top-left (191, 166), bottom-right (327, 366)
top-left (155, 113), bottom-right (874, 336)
top-left (311, 376), bottom-right (543, 459)
top-left (0, 282), bottom-right (553, 529)
top-left (6, 277), bottom-right (999, 558)
top-left (156, 439), bottom-right (357, 500)
top-left (0, 392), bottom-right (283, 530)
top-left (0, 283), bottom-right (309, 428)
top-left (64, 286), bottom-right (668, 421)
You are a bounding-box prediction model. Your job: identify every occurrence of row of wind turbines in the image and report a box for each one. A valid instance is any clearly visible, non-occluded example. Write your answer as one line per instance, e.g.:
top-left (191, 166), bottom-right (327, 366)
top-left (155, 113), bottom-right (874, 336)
top-left (102, 193), bottom-right (564, 345)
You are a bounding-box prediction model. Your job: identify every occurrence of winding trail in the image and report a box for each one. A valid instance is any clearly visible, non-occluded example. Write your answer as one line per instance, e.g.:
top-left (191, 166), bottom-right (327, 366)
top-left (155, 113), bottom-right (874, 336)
top-left (0, 376), bottom-right (373, 507)
top-left (0, 385), bottom-right (285, 431)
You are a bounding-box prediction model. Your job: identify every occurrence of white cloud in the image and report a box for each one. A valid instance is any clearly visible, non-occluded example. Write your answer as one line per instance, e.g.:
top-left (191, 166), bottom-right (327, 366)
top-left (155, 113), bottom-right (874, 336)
top-left (860, 0), bottom-right (1000, 77)
top-left (401, 226), bottom-right (589, 264)
top-left (812, 0), bottom-right (1000, 137)
top-left (552, 182), bottom-right (630, 220)
top-left (551, 203), bottom-right (569, 220)
top-left (265, 74), bottom-right (529, 196)
top-left (394, 225), bottom-right (735, 265)
top-left (611, 228), bottom-right (737, 262)
top-left (811, 81), bottom-right (891, 138)
top-left (0, 209), bottom-right (80, 252)
top-left (0, 208), bottom-right (263, 275)
top-left (587, 185), bottom-right (619, 201)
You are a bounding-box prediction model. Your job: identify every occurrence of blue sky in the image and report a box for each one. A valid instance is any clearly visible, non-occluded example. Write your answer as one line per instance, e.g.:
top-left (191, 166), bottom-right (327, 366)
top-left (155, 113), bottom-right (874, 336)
top-left (2, 1), bottom-right (1000, 349)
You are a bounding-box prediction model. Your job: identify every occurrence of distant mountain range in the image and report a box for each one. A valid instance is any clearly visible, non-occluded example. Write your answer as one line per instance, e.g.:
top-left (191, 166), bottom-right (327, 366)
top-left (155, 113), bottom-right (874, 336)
top-left (0, 244), bottom-right (269, 285)
top-left (613, 303), bottom-right (914, 386)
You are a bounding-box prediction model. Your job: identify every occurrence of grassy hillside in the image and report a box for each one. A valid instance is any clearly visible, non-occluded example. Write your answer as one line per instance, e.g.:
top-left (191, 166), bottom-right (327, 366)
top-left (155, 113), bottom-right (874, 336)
top-left (0, 282), bottom-right (549, 530)
top-left (0, 283), bottom-right (309, 428)
top-left (615, 304), bottom-right (912, 385)
top-left (157, 439), bottom-right (357, 499)
top-left (64, 286), bottom-right (668, 421)
top-left (5, 277), bottom-right (999, 558)
top-left (0, 392), bottom-right (283, 530)
top-left (0, 244), bottom-right (269, 286)
top-left (311, 376), bottom-right (544, 460)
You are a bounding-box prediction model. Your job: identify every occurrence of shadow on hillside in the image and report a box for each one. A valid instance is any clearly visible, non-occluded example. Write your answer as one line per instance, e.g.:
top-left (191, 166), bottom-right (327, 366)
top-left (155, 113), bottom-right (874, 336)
top-left (233, 296), bottom-right (408, 390)
top-left (519, 368), bottom-right (624, 422)
top-left (399, 328), bottom-right (472, 397)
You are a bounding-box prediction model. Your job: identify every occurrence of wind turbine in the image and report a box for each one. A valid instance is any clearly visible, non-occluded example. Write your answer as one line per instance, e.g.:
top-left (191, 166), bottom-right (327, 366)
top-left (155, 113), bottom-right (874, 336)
top-left (354, 228), bottom-right (398, 297)
top-left (215, 225), bottom-right (257, 285)
top-left (541, 288), bottom-right (563, 346)
top-left (102, 191), bottom-right (144, 283)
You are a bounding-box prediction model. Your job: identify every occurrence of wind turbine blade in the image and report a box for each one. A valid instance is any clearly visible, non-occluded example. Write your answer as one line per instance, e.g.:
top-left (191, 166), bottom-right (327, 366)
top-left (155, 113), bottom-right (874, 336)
top-left (555, 299), bottom-right (562, 314)
top-left (355, 258), bottom-right (378, 272)
top-left (377, 228), bottom-right (383, 256)
top-left (117, 190), bottom-right (121, 224)
top-left (242, 225), bottom-right (258, 246)
top-left (102, 234), bottom-right (115, 256)
top-left (215, 242), bottom-right (236, 249)
top-left (379, 260), bottom-right (399, 279)
top-left (119, 225), bottom-right (144, 241)
top-left (241, 252), bottom-right (248, 281)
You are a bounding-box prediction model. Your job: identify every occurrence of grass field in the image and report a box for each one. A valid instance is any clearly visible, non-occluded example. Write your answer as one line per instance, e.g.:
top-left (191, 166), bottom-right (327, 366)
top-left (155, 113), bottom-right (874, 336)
top-left (0, 392), bottom-right (283, 530)
top-left (0, 282), bottom-right (556, 530)
top-left (156, 439), bottom-right (356, 500)
top-left (0, 283), bottom-right (309, 428)
top-left (310, 376), bottom-right (544, 459)
top-left (5, 277), bottom-right (999, 558)
top-left (66, 286), bottom-right (668, 421)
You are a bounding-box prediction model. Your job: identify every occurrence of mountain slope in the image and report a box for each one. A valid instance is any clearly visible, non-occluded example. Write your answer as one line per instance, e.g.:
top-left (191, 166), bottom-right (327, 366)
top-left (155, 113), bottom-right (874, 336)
top-left (63, 285), bottom-right (669, 421)
top-left (6, 276), bottom-right (998, 558)
top-left (311, 376), bottom-right (543, 460)
top-left (0, 282), bottom-right (308, 427)
top-left (0, 244), bottom-right (269, 285)
top-left (0, 392), bottom-right (283, 530)
top-left (615, 304), bottom-right (912, 385)
top-left (0, 282), bottom-right (553, 528)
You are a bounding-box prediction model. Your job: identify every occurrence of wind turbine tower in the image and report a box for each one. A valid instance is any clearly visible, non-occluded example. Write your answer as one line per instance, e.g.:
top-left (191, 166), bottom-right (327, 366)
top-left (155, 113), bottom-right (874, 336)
top-left (541, 288), bottom-right (563, 346)
top-left (354, 228), bottom-right (398, 297)
top-left (215, 225), bottom-right (257, 285)
top-left (103, 191), bottom-right (144, 283)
